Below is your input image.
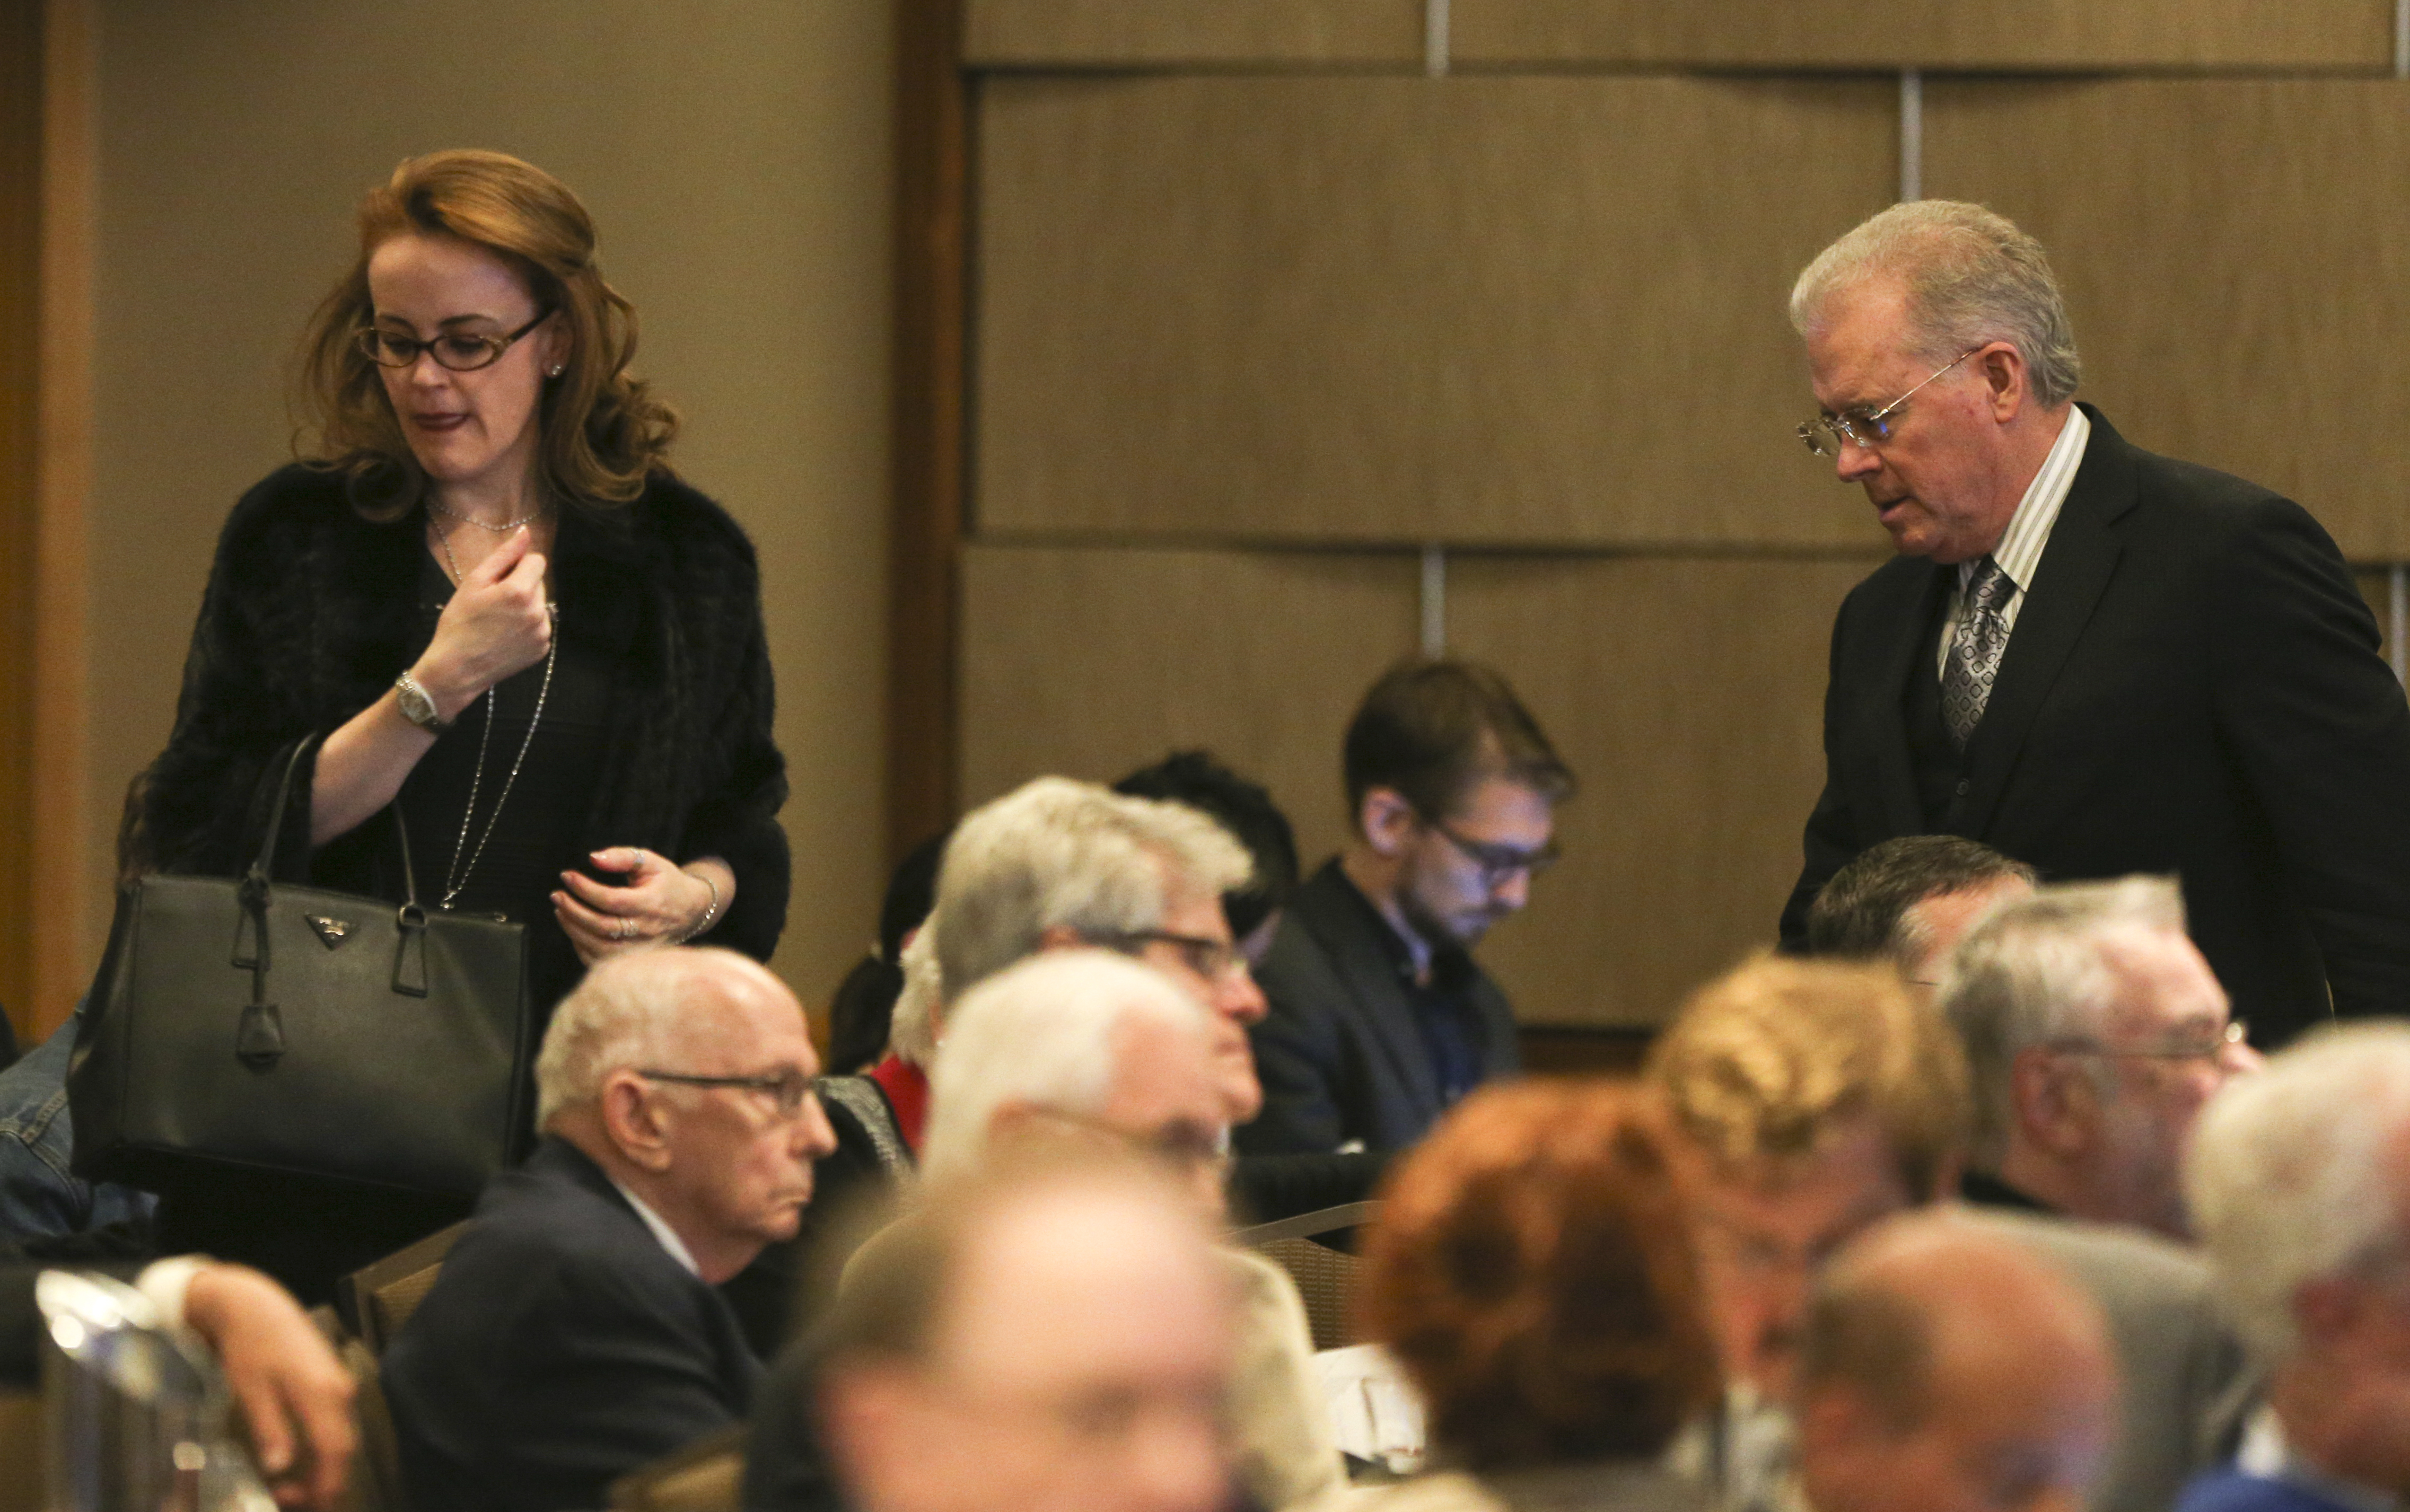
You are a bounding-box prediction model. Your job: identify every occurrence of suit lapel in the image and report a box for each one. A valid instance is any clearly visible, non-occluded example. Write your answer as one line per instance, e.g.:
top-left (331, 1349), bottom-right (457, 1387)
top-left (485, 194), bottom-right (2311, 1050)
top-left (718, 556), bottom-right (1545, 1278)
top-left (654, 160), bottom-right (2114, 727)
top-left (1856, 561), bottom-right (1953, 837)
top-left (1959, 408), bottom-right (2140, 836)
top-left (1295, 868), bottom-right (1444, 1118)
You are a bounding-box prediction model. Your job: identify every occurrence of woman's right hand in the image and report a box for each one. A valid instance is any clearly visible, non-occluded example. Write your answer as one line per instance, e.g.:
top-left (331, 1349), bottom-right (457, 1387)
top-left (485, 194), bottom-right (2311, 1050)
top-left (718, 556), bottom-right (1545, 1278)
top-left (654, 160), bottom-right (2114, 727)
top-left (411, 526), bottom-right (553, 719)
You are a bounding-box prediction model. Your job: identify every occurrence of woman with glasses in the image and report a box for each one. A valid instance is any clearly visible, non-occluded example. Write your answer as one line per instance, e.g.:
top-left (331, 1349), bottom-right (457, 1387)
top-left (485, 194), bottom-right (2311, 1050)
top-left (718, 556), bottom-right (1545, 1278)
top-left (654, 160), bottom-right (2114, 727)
top-left (109, 150), bottom-right (790, 1302)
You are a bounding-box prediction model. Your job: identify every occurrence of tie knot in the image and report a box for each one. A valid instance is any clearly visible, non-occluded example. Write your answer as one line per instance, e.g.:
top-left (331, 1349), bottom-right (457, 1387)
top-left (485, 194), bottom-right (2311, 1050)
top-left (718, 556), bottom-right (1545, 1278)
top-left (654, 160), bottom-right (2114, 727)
top-left (1968, 556), bottom-right (2011, 611)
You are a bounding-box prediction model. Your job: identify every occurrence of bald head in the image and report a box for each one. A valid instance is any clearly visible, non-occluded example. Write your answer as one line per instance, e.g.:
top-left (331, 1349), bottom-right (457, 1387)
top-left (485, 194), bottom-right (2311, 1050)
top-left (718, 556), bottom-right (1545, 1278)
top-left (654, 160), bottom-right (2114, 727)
top-left (819, 1160), bottom-right (1236, 1512)
top-left (1798, 1214), bottom-right (2116, 1512)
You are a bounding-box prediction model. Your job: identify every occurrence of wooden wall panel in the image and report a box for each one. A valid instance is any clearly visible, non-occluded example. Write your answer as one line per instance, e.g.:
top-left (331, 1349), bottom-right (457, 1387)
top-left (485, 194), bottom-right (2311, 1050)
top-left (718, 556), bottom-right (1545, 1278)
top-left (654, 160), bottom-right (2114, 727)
top-left (0, 0), bottom-right (39, 1045)
top-left (957, 543), bottom-right (1421, 866)
top-left (1445, 555), bottom-right (1878, 1027)
top-left (976, 76), bottom-right (1897, 549)
top-left (1927, 80), bottom-right (2410, 562)
top-left (965, 0), bottom-right (1422, 68)
top-left (1453, 0), bottom-right (2389, 71)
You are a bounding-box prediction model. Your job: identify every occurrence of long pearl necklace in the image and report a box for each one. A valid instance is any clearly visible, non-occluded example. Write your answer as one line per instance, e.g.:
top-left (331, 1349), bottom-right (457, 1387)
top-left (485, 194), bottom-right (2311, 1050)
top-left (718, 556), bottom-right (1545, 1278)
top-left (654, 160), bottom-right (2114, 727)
top-left (432, 518), bottom-right (557, 912)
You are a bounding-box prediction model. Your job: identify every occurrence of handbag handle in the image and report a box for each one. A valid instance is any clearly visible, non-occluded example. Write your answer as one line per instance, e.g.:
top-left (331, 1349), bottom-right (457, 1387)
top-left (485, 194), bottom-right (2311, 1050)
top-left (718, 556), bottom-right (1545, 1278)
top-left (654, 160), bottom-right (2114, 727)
top-left (231, 735), bottom-right (439, 1067)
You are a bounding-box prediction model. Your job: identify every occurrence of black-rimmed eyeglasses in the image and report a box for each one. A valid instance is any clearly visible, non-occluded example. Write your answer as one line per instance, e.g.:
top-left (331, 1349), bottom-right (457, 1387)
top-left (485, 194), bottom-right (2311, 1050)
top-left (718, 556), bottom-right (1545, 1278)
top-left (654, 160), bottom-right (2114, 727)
top-left (1419, 813), bottom-right (1560, 886)
top-left (635, 1068), bottom-right (817, 1118)
top-left (1091, 929), bottom-right (1251, 982)
top-left (356, 309), bottom-right (554, 373)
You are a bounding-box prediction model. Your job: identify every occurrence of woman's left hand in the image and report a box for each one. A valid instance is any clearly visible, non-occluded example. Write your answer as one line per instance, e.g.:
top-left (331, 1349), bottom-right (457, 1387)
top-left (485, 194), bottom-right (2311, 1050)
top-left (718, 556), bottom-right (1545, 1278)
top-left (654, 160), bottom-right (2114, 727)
top-left (554, 848), bottom-right (724, 964)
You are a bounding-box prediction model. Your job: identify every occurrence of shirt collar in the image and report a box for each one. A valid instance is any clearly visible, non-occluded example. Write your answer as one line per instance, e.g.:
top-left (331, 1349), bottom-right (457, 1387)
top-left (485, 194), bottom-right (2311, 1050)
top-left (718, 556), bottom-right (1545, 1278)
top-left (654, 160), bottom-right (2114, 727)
top-left (2239, 1405), bottom-right (2401, 1512)
top-left (1964, 405), bottom-right (2090, 593)
top-left (609, 1176), bottom-right (703, 1277)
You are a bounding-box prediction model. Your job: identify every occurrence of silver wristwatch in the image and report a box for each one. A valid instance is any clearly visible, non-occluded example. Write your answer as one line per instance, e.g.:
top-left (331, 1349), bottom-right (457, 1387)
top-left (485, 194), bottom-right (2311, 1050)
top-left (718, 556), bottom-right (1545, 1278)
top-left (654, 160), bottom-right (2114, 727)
top-left (394, 672), bottom-right (453, 734)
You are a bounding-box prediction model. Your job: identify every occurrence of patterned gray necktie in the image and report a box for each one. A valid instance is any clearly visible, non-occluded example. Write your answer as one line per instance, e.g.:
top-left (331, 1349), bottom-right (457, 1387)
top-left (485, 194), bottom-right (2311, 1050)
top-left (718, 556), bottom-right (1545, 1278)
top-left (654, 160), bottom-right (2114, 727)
top-left (1941, 556), bottom-right (2012, 752)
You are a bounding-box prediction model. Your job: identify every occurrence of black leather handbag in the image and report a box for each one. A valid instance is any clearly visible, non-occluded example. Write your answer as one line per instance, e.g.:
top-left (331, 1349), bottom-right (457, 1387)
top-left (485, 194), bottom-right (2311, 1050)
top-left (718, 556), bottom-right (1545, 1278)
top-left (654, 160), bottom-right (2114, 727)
top-left (69, 739), bottom-right (536, 1199)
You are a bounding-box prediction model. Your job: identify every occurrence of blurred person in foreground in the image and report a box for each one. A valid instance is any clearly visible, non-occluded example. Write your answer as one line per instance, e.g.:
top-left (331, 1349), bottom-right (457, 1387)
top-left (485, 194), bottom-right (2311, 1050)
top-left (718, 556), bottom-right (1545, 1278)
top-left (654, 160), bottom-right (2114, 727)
top-left (1942, 877), bottom-right (2258, 1239)
top-left (817, 1148), bottom-right (1237, 1512)
top-left (746, 950), bottom-right (1341, 1512)
top-left (1803, 833), bottom-right (2036, 990)
top-left (2178, 1022), bottom-right (2410, 1512)
top-left (1354, 1078), bottom-right (1721, 1512)
top-left (1649, 955), bottom-right (2248, 1512)
top-left (1, 1250), bottom-right (354, 1509)
top-left (1794, 1211), bottom-right (2119, 1512)
top-left (383, 947), bottom-right (836, 1512)
top-left (1245, 658), bottom-right (1575, 1158)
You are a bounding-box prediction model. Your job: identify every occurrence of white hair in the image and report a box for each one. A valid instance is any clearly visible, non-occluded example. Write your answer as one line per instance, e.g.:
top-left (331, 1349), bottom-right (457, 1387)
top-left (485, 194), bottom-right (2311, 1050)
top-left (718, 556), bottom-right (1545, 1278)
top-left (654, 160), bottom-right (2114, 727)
top-left (1790, 200), bottom-right (2083, 409)
top-left (2186, 1022), bottom-right (2410, 1367)
top-left (921, 948), bottom-right (1213, 1184)
top-left (533, 946), bottom-right (783, 1128)
top-left (884, 919), bottom-right (945, 1069)
top-left (1938, 876), bottom-right (2186, 1167)
top-left (933, 777), bottom-right (1251, 1003)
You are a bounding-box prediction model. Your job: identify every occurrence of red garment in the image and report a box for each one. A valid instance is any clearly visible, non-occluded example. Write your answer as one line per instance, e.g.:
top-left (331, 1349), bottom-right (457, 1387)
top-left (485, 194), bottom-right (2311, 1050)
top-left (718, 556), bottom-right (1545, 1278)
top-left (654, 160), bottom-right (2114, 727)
top-left (867, 1053), bottom-right (929, 1154)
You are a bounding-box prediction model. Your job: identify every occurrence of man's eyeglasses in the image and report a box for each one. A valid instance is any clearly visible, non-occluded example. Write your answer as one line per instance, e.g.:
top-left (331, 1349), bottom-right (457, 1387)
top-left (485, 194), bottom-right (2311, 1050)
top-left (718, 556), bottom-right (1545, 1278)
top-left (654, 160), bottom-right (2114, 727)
top-left (356, 309), bottom-right (554, 373)
top-left (635, 1068), bottom-right (818, 1118)
top-left (1092, 929), bottom-right (1249, 982)
top-left (2044, 1019), bottom-right (2250, 1063)
top-left (1796, 345), bottom-right (1984, 457)
top-left (1418, 814), bottom-right (1559, 886)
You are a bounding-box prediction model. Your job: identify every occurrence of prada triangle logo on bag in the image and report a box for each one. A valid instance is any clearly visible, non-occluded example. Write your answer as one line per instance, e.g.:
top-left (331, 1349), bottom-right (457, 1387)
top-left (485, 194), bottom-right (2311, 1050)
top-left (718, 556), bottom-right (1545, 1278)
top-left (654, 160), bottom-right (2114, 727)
top-left (305, 915), bottom-right (354, 950)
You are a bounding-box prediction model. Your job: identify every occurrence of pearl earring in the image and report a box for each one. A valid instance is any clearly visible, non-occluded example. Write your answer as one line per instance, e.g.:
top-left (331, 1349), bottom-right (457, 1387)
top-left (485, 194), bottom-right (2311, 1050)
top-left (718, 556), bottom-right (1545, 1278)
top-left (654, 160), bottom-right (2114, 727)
top-left (547, 365), bottom-right (564, 377)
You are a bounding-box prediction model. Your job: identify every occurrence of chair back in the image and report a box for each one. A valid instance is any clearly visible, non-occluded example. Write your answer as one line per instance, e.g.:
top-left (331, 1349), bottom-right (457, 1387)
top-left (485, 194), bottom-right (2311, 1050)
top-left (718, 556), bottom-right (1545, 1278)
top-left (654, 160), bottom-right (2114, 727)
top-left (608, 1423), bottom-right (748, 1512)
top-left (335, 1334), bottom-right (407, 1512)
top-left (341, 1220), bottom-right (469, 1355)
top-left (1235, 1201), bottom-right (1379, 1353)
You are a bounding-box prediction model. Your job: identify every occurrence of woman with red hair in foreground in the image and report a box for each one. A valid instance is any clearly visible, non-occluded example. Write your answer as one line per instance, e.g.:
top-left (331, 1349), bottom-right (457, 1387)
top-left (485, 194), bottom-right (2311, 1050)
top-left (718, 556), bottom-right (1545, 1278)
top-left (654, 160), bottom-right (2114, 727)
top-left (1356, 1079), bottom-right (1722, 1512)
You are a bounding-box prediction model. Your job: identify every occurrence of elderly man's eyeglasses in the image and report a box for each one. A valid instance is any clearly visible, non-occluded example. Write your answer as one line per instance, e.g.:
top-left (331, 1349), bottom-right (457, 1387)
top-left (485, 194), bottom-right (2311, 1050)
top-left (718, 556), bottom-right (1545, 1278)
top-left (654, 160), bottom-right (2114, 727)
top-left (636, 1068), bottom-right (817, 1118)
top-left (1418, 813), bottom-right (1560, 886)
top-left (1796, 346), bottom-right (1984, 456)
top-left (1093, 929), bottom-right (1249, 982)
top-left (355, 309), bottom-right (554, 373)
top-left (2044, 1019), bottom-right (2250, 1063)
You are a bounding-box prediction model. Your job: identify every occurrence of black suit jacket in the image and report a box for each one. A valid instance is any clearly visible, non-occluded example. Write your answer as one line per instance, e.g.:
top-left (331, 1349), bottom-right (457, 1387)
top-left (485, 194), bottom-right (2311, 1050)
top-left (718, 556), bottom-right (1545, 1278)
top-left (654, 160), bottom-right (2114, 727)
top-left (1239, 860), bottom-right (1520, 1155)
top-left (382, 1138), bottom-right (761, 1512)
top-left (1780, 407), bottom-right (2410, 1043)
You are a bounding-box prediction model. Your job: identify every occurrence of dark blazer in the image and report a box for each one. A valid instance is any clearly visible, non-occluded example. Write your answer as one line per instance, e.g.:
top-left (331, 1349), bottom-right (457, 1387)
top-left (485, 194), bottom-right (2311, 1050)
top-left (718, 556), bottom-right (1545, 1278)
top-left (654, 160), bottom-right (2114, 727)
top-left (1779, 408), bottom-right (2410, 1044)
top-left (1239, 860), bottom-right (1520, 1156)
top-left (382, 1138), bottom-right (761, 1512)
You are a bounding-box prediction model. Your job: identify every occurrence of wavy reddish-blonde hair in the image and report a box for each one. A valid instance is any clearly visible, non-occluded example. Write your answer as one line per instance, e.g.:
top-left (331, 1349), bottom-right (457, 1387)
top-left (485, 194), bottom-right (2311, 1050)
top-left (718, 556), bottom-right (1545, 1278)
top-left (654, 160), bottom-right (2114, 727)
top-left (1356, 1079), bottom-right (1720, 1470)
top-left (296, 149), bottom-right (678, 517)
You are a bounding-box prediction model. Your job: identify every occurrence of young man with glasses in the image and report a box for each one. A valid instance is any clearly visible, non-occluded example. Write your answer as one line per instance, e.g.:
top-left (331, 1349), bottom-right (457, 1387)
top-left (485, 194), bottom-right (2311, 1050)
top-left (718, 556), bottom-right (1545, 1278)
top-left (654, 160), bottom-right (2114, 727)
top-left (381, 946), bottom-right (838, 1512)
top-left (1778, 200), bottom-right (2410, 1051)
top-left (1939, 876), bottom-right (2262, 1242)
top-left (1239, 658), bottom-right (1574, 1158)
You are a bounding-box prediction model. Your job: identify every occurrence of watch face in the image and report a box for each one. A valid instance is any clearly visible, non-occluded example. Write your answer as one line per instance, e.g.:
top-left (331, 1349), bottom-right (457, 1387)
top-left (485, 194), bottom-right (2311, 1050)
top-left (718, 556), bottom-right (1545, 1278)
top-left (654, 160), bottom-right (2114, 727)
top-left (398, 678), bottom-right (438, 728)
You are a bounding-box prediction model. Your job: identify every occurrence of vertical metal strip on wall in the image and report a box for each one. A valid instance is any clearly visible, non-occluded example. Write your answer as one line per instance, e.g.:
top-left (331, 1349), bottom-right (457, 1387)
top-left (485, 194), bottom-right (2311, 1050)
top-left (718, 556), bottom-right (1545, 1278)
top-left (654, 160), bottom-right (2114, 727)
top-left (1421, 546), bottom-right (1448, 655)
top-left (1899, 70), bottom-right (1923, 202)
top-left (1425, 0), bottom-right (1449, 76)
top-left (2396, 0), bottom-right (2408, 77)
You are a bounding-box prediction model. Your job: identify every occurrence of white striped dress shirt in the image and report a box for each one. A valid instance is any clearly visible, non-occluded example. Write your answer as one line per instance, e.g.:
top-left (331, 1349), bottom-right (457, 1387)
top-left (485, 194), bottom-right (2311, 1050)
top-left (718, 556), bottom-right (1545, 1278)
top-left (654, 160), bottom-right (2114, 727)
top-left (1935, 406), bottom-right (2093, 678)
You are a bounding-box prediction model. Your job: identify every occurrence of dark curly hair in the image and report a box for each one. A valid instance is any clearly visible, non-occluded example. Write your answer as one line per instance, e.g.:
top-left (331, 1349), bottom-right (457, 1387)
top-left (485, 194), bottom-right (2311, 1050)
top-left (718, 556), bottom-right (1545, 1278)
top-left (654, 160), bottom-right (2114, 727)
top-left (1356, 1079), bottom-right (1719, 1470)
top-left (295, 149), bottom-right (678, 517)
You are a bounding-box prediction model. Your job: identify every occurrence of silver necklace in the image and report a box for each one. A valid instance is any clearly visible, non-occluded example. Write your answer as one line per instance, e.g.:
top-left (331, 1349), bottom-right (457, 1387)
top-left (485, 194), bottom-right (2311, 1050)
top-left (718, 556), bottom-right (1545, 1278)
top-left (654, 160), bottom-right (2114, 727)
top-left (430, 497), bottom-right (548, 532)
top-left (433, 521), bottom-right (557, 911)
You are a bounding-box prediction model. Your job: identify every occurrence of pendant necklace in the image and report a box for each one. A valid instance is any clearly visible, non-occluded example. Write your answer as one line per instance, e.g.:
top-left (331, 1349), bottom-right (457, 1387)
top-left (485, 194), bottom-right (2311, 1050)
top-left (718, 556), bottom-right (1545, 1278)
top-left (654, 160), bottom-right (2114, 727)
top-left (432, 515), bottom-right (557, 911)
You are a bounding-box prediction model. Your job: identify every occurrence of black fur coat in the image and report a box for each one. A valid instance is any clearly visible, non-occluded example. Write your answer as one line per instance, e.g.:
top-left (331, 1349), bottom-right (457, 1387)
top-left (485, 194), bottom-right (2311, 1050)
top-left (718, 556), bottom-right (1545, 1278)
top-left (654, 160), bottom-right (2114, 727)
top-left (121, 463), bottom-right (790, 966)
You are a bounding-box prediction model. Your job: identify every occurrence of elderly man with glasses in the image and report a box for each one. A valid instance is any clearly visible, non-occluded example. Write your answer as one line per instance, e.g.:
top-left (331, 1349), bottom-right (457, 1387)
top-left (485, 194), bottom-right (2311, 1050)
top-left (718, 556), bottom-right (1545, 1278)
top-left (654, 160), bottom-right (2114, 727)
top-left (382, 946), bottom-right (837, 1512)
top-left (1775, 200), bottom-right (2410, 1050)
top-left (1939, 876), bottom-right (2261, 1241)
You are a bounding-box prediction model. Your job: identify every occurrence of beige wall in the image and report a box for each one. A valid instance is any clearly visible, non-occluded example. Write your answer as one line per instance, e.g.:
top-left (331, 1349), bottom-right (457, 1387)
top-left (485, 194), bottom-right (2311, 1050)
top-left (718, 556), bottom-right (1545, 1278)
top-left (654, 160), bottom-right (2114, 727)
top-left (43, 1), bottom-right (892, 1032)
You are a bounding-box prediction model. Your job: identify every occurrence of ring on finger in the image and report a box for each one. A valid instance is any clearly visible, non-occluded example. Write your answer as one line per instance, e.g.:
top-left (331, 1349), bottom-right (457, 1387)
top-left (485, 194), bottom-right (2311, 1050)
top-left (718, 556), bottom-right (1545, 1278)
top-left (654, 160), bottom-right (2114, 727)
top-left (615, 920), bottom-right (632, 941)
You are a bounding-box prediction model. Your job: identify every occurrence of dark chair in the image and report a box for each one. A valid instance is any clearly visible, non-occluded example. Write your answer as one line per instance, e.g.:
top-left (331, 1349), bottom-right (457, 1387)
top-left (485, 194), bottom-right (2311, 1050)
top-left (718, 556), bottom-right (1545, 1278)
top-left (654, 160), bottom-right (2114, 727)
top-left (340, 1220), bottom-right (469, 1356)
top-left (1234, 1200), bottom-right (1379, 1352)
